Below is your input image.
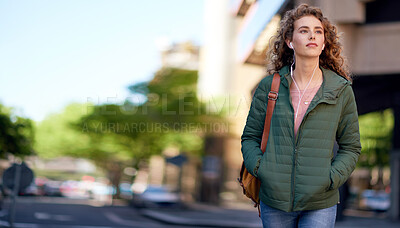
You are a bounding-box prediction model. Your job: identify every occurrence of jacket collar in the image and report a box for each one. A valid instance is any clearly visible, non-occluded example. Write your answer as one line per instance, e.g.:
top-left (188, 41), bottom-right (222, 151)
top-left (279, 65), bottom-right (350, 104)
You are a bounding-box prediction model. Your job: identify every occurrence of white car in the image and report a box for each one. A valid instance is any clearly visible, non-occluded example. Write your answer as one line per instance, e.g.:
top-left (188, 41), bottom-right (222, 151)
top-left (131, 185), bottom-right (181, 208)
top-left (360, 189), bottom-right (390, 211)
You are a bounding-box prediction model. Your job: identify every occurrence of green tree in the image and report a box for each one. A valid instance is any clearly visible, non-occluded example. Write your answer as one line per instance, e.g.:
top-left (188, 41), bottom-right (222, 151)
top-left (78, 68), bottom-right (223, 194)
top-left (0, 104), bottom-right (34, 157)
top-left (36, 104), bottom-right (132, 198)
top-left (35, 103), bottom-right (92, 159)
top-left (358, 109), bottom-right (394, 188)
top-left (35, 103), bottom-right (135, 197)
top-left (81, 68), bottom-right (222, 158)
top-left (125, 68), bottom-right (218, 153)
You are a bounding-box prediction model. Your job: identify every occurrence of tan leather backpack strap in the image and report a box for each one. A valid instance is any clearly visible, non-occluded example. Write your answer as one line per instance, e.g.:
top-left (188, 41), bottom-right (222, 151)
top-left (260, 72), bottom-right (280, 153)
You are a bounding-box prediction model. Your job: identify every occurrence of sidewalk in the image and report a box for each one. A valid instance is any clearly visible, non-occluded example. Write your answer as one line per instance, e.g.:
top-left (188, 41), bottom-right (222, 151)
top-left (139, 203), bottom-right (400, 228)
top-left (335, 216), bottom-right (400, 228)
top-left (140, 203), bottom-right (262, 228)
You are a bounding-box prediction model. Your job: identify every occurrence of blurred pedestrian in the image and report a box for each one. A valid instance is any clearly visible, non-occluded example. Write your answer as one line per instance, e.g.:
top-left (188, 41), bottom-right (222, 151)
top-left (241, 4), bottom-right (361, 228)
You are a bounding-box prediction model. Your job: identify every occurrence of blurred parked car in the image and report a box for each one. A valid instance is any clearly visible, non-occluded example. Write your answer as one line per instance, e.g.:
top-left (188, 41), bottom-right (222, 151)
top-left (19, 182), bottom-right (40, 196)
top-left (131, 185), bottom-right (181, 208)
top-left (88, 181), bottom-right (113, 203)
top-left (60, 180), bottom-right (87, 198)
top-left (43, 180), bottom-right (63, 196)
top-left (360, 189), bottom-right (390, 212)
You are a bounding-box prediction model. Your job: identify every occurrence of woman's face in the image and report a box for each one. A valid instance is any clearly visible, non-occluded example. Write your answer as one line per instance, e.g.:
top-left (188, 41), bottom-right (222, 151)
top-left (287, 15), bottom-right (325, 58)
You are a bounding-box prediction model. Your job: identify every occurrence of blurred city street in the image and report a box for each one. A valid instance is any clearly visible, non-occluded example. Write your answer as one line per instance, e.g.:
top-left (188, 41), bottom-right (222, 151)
top-left (0, 196), bottom-right (261, 228)
top-left (1, 0), bottom-right (400, 227)
top-left (0, 197), bottom-right (190, 228)
top-left (0, 197), bottom-right (399, 228)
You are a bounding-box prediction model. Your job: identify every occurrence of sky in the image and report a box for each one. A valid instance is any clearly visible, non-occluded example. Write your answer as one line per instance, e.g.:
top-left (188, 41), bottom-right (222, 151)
top-left (0, 0), bottom-right (204, 121)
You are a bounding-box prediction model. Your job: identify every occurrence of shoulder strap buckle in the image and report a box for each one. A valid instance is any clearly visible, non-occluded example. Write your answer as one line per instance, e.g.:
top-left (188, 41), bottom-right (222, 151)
top-left (268, 91), bottom-right (278, 101)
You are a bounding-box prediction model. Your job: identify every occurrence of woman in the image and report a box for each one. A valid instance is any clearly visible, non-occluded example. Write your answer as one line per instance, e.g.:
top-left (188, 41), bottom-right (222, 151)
top-left (241, 4), bottom-right (361, 228)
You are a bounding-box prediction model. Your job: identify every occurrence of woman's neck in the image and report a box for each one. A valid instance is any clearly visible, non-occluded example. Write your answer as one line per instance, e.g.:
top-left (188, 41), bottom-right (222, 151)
top-left (292, 57), bottom-right (322, 89)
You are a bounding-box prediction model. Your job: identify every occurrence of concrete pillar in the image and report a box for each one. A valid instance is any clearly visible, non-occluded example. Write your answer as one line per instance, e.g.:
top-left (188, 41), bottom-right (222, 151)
top-left (198, 0), bottom-right (232, 98)
top-left (389, 93), bottom-right (400, 221)
top-left (390, 151), bottom-right (400, 220)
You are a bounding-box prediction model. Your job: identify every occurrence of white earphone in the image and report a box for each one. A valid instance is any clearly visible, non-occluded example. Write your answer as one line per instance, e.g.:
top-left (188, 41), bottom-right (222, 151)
top-left (322, 44), bottom-right (325, 50)
top-left (290, 42), bottom-right (295, 77)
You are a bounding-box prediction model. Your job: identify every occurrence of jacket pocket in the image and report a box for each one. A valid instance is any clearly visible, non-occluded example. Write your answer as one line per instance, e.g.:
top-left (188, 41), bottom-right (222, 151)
top-left (326, 164), bottom-right (333, 191)
top-left (257, 154), bottom-right (266, 180)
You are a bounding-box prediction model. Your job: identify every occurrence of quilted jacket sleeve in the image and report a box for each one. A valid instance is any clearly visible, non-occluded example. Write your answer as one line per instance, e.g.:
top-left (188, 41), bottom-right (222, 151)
top-left (241, 79), bottom-right (268, 177)
top-left (330, 85), bottom-right (361, 190)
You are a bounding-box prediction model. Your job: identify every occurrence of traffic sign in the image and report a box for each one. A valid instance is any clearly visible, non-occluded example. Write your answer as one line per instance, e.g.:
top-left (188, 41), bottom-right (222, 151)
top-left (2, 162), bottom-right (34, 192)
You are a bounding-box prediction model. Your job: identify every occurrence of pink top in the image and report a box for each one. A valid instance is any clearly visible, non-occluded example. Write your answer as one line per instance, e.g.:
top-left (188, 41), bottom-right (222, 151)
top-left (290, 83), bottom-right (322, 138)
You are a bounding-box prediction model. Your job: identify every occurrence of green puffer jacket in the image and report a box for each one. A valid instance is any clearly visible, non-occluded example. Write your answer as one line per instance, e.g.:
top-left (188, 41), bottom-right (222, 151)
top-left (241, 66), bottom-right (361, 212)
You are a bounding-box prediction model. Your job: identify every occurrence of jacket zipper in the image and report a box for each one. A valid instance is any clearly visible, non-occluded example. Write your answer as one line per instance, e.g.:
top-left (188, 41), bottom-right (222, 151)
top-left (287, 80), bottom-right (297, 212)
top-left (285, 74), bottom-right (326, 212)
top-left (289, 93), bottom-right (324, 212)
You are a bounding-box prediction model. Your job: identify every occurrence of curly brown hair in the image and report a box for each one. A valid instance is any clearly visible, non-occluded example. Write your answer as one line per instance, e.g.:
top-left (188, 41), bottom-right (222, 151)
top-left (266, 4), bottom-right (351, 81)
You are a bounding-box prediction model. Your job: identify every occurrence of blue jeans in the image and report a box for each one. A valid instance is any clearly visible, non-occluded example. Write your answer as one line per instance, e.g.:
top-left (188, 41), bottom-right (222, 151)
top-left (260, 201), bottom-right (337, 228)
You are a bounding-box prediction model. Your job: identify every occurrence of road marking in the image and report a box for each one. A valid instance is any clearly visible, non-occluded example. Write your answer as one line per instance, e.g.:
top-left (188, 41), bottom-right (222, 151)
top-left (34, 212), bottom-right (73, 221)
top-left (34, 212), bottom-right (51, 220)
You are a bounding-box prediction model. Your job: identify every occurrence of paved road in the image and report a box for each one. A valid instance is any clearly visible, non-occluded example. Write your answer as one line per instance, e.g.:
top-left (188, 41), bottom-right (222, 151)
top-left (0, 197), bottom-right (191, 228)
top-left (1, 197), bottom-right (399, 228)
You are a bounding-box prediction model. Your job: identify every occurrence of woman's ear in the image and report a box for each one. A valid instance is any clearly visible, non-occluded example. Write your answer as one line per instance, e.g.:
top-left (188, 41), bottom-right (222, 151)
top-left (286, 40), bottom-right (293, 49)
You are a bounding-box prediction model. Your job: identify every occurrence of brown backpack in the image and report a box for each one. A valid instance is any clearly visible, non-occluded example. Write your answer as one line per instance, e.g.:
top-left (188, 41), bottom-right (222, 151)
top-left (238, 72), bottom-right (280, 216)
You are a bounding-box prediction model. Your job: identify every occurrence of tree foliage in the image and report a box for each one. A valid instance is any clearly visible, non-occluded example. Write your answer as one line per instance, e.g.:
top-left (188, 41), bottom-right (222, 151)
top-left (0, 104), bottom-right (35, 157)
top-left (81, 68), bottom-right (222, 159)
top-left (35, 103), bottom-right (137, 197)
top-left (358, 109), bottom-right (394, 168)
top-left (35, 103), bottom-right (92, 159)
